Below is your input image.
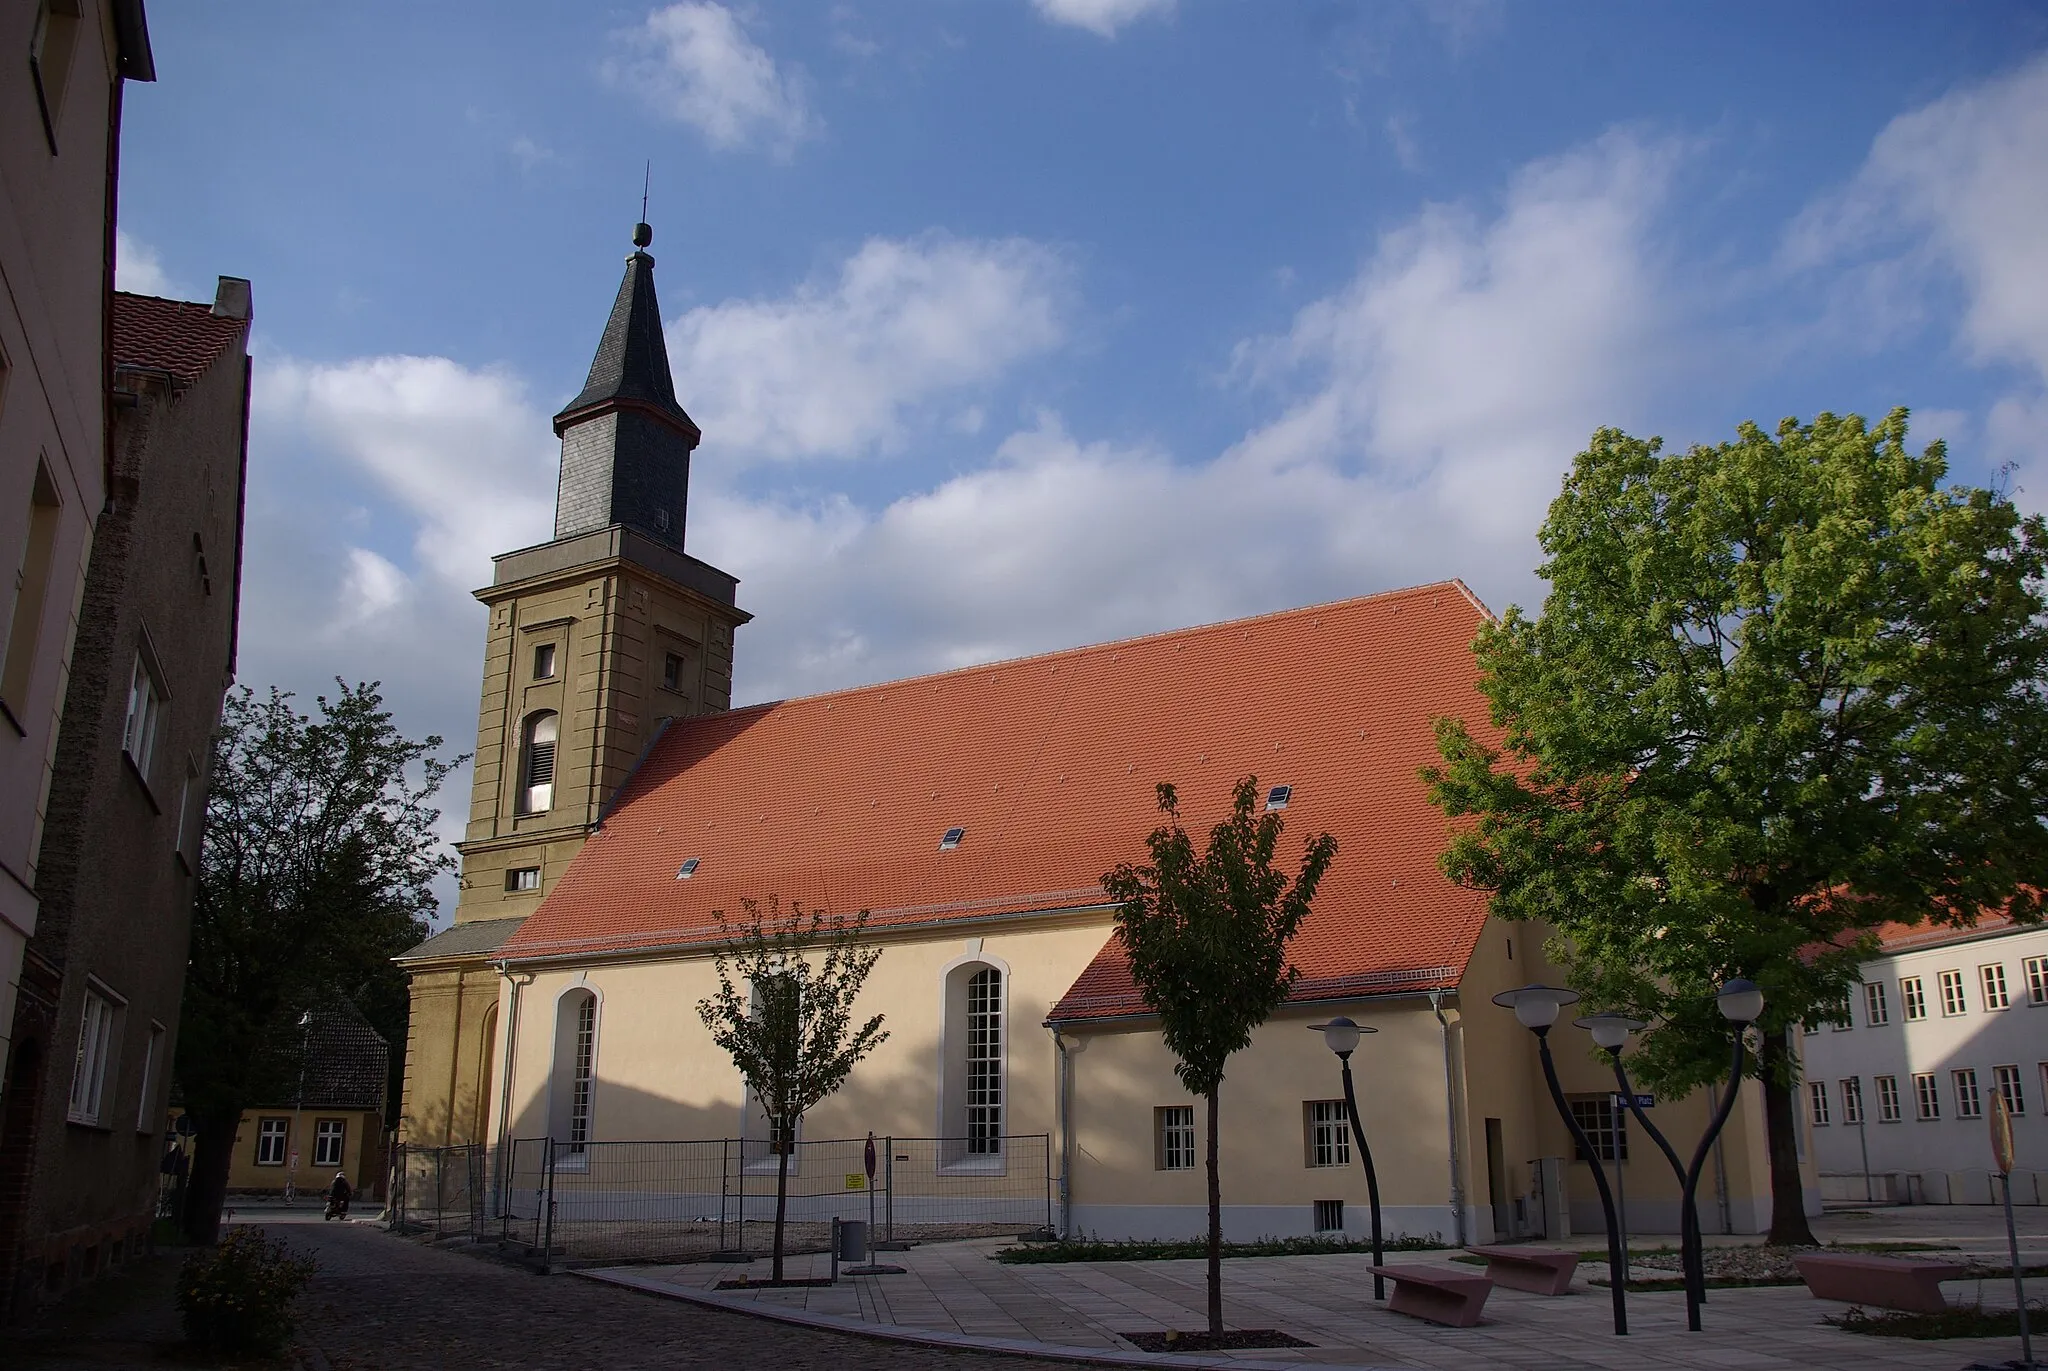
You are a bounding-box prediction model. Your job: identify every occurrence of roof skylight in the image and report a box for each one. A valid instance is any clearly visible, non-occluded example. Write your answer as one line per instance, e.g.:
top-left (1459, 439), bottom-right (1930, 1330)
top-left (1266, 785), bottom-right (1292, 811)
top-left (938, 827), bottom-right (966, 851)
top-left (676, 857), bottom-right (700, 879)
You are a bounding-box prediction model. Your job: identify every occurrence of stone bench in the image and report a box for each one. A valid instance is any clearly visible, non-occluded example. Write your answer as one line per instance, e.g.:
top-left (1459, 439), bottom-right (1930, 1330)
top-left (1369, 1265), bottom-right (1494, 1327)
top-left (1793, 1252), bottom-right (1966, 1313)
top-left (1463, 1244), bottom-right (1578, 1295)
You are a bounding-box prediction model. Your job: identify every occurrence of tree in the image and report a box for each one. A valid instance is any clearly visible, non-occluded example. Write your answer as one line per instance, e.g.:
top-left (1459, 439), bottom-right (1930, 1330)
top-left (1424, 411), bottom-right (2048, 1245)
top-left (1103, 777), bottom-right (1337, 1337)
top-left (696, 898), bottom-right (888, 1283)
top-left (179, 683), bottom-right (459, 1242)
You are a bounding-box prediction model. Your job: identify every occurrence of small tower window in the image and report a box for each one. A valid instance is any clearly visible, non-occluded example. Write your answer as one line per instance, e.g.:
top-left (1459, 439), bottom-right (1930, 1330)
top-left (518, 711), bottom-right (559, 814)
top-left (939, 826), bottom-right (965, 851)
top-left (533, 643), bottom-right (557, 680)
top-left (661, 651), bottom-right (685, 693)
top-left (1266, 784), bottom-right (1292, 810)
top-left (505, 867), bottom-right (540, 892)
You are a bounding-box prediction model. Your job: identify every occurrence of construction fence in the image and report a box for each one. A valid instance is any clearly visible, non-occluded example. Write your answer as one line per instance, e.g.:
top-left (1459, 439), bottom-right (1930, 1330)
top-left (391, 1134), bottom-right (1053, 1267)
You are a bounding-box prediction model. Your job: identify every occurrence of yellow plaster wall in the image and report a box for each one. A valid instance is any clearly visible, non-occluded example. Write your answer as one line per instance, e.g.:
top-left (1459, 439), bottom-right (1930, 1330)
top-left (399, 966), bottom-right (502, 1147)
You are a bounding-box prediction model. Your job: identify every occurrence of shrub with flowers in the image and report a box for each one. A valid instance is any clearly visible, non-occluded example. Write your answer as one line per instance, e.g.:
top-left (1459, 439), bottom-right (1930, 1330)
top-left (175, 1225), bottom-right (317, 1355)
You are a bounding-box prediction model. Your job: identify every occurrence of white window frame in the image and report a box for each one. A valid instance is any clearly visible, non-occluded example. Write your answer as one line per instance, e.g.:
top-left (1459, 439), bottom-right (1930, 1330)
top-left (66, 983), bottom-right (121, 1126)
top-left (1863, 980), bottom-right (1889, 1026)
top-left (1808, 1080), bottom-right (1830, 1126)
top-left (1840, 1077), bottom-right (1863, 1126)
top-left (1993, 1064), bottom-right (2025, 1117)
top-left (1953, 1068), bottom-right (1983, 1120)
top-left (1900, 976), bottom-right (1926, 1021)
top-left (2025, 955), bottom-right (2048, 1006)
top-left (122, 649), bottom-right (166, 782)
top-left (936, 951), bottom-right (1010, 1172)
top-left (314, 1119), bottom-right (346, 1169)
top-left (1913, 1072), bottom-right (1940, 1121)
top-left (1875, 1074), bottom-right (1901, 1122)
top-left (1157, 1105), bottom-right (1195, 1171)
top-left (1306, 1099), bottom-right (1351, 1167)
top-left (964, 966), bottom-right (1003, 1157)
top-left (1981, 963), bottom-right (2010, 1012)
top-left (1938, 968), bottom-right (1967, 1017)
top-left (256, 1117), bottom-right (289, 1166)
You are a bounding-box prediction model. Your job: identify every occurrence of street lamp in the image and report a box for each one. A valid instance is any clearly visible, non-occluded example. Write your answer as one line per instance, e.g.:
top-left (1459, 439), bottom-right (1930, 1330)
top-left (1491, 984), bottom-right (1629, 1336)
top-left (1308, 1016), bottom-right (1385, 1299)
top-left (1571, 980), bottom-right (1765, 1333)
top-left (287, 1010), bottom-right (312, 1202)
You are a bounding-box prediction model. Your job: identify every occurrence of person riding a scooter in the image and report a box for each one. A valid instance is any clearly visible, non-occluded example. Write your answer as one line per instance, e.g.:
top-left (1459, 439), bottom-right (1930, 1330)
top-left (324, 1171), bottom-right (353, 1220)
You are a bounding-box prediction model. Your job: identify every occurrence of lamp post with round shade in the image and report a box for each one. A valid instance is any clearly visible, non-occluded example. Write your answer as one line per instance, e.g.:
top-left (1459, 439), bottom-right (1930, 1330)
top-left (1491, 984), bottom-right (1629, 1336)
top-left (1308, 1016), bottom-right (1384, 1299)
top-left (1571, 979), bottom-right (1766, 1333)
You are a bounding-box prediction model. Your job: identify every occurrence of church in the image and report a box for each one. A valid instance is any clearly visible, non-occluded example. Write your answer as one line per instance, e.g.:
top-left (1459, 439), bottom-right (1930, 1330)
top-left (396, 226), bottom-right (1804, 1244)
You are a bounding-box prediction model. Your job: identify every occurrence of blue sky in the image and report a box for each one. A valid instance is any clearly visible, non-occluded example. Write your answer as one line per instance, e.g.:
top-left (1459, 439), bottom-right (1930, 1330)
top-left (116, 1), bottom-right (2048, 908)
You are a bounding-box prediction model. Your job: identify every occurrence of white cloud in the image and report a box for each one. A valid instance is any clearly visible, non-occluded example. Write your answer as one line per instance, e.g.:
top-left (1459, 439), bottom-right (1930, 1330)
top-left (606, 3), bottom-right (814, 156)
top-left (698, 131), bottom-right (1680, 699)
top-left (114, 229), bottom-right (179, 297)
top-left (668, 233), bottom-right (1068, 461)
top-left (1032, 0), bottom-right (1173, 40)
top-left (1789, 54), bottom-right (2048, 483)
top-left (509, 135), bottom-right (558, 171)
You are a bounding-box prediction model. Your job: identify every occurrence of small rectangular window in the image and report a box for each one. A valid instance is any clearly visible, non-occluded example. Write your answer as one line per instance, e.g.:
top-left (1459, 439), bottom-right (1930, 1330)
top-left (1875, 1075), bottom-right (1901, 1122)
top-left (1938, 968), bottom-right (1967, 1017)
top-left (505, 867), bottom-right (540, 892)
top-left (67, 987), bottom-right (119, 1125)
top-left (1156, 1105), bottom-right (1195, 1170)
top-left (1840, 1077), bottom-right (1863, 1126)
top-left (2026, 956), bottom-right (2048, 1006)
top-left (938, 826), bottom-right (965, 851)
top-left (1900, 977), bottom-right (1927, 1021)
top-left (1265, 784), bottom-right (1291, 810)
top-left (1913, 1072), bottom-right (1940, 1120)
top-left (122, 652), bottom-right (165, 781)
top-left (661, 651), bottom-right (684, 693)
top-left (256, 1117), bottom-right (288, 1166)
top-left (1304, 1100), bottom-right (1350, 1167)
top-left (1568, 1096), bottom-right (1628, 1161)
top-left (1864, 981), bottom-right (1890, 1026)
top-left (1312, 1198), bottom-right (1344, 1232)
top-left (1981, 963), bottom-right (2009, 1011)
top-left (533, 643), bottom-right (557, 680)
top-left (675, 857), bottom-right (699, 880)
top-left (314, 1119), bottom-right (346, 1168)
top-left (1953, 1069), bottom-right (1982, 1119)
top-left (1808, 1081), bottom-right (1830, 1126)
top-left (1993, 1064), bottom-right (2024, 1116)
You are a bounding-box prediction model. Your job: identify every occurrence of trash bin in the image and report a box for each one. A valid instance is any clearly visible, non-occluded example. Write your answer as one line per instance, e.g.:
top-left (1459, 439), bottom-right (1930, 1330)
top-left (836, 1218), bottom-right (868, 1263)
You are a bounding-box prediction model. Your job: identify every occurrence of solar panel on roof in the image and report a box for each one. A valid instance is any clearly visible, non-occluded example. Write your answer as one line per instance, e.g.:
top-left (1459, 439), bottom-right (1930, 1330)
top-left (1266, 785), bottom-right (1292, 810)
top-left (939, 827), bottom-right (965, 851)
top-left (676, 857), bottom-right (700, 879)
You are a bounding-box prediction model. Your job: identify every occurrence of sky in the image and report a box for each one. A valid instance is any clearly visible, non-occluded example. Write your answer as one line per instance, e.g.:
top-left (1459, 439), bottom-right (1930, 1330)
top-left (116, 1), bottom-right (2048, 918)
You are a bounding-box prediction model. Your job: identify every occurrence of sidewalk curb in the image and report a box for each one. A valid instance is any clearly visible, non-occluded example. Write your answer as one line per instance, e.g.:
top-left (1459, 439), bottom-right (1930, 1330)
top-left (577, 1267), bottom-right (1417, 1371)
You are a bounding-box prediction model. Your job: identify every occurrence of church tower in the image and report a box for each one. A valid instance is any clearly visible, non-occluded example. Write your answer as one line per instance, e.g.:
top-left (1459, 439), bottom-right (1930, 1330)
top-left (395, 225), bottom-right (749, 1145)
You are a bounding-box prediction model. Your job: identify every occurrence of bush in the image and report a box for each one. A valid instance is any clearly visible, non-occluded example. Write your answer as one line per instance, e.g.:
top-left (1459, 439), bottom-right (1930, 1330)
top-left (175, 1225), bottom-right (317, 1355)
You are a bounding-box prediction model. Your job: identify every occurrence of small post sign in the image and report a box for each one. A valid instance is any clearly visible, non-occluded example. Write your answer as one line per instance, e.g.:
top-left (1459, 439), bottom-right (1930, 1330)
top-left (1989, 1094), bottom-right (2034, 1367)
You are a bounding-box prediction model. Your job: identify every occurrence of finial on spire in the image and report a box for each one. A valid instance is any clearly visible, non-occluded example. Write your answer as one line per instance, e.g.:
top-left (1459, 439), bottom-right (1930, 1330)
top-left (634, 160), bottom-right (652, 248)
top-left (634, 221), bottom-right (653, 249)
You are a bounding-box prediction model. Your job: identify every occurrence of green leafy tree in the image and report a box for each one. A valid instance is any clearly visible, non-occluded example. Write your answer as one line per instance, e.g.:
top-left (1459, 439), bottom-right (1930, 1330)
top-left (1103, 777), bottom-right (1337, 1337)
top-left (696, 898), bottom-right (888, 1282)
top-left (1424, 411), bottom-right (2048, 1244)
top-left (179, 683), bottom-right (459, 1242)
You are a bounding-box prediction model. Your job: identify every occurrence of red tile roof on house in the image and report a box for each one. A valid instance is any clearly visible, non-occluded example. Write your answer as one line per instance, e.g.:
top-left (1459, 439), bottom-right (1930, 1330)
top-left (505, 581), bottom-right (1503, 1017)
top-left (111, 292), bottom-right (248, 385)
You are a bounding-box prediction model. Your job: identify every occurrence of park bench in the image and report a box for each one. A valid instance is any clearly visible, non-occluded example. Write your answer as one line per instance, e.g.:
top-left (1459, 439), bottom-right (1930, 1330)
top-left (1463, 1244), bottom-right (1578, 1295)
top-left (1369, 1265), bottom-right (1494, 1327)
top-left (1792, 1252), bottom-right (1966, 1313)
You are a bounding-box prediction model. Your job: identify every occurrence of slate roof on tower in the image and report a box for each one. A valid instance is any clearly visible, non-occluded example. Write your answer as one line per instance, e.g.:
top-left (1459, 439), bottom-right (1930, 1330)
top-left (553, 232), bottom-right (699, 443)
top-left (502, 581), bottom-right (1502, 1017)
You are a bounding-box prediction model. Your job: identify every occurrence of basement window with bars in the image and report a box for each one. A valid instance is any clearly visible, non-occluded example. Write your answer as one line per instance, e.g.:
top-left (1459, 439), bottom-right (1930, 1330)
top-left (1568, 1096), bottom-right (1628, 1161)
top-left (1313, 1199), bottom-right (1344, 1233)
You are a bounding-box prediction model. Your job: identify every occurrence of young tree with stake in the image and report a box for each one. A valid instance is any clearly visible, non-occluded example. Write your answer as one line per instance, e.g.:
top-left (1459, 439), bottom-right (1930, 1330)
top-left (1103, 777), bottom-right (1336, 1339)
top-left (696, 898), bottom-right (888, 1282)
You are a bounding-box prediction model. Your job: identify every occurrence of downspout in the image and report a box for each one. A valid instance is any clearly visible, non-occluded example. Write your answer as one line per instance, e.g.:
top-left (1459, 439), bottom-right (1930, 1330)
top-left (491, 964), bottom-right (533, 1210)
top-left (1051, 1027), bottom-right (1074, 1237)
top-left (1431, 990), bottom-right (1468, 1246)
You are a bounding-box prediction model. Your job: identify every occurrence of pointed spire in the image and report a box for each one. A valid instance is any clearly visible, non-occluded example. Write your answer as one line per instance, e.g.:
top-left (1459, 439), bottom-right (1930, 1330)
top-left (552, 223), bottom-right (700, 445)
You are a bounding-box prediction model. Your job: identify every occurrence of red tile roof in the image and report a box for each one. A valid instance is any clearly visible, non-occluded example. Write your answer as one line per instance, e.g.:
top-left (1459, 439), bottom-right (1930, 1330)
top-left (505, 581), bottom-right (1503, 1017)
top-left (111, 292), bottom-right (248, 385)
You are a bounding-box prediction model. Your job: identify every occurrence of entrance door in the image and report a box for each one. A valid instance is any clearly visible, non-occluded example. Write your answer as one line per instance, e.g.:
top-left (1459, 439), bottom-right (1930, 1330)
top-left (1484, 1118), bottom-right (1511, 1239)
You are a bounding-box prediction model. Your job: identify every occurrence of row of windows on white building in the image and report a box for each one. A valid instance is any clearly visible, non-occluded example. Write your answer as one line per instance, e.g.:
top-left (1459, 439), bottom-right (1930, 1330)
top-left (1810, 953), bottom-right (2048, 1029)
top-left (1808, 1062), bottom-right (2042, 1128)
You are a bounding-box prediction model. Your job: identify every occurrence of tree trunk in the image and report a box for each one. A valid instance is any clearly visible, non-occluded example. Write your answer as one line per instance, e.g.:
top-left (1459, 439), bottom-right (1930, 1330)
top-left (772, 1122), bottom-right (791, 1283)
top-left (182, 1105), bottom-right (242, 1245)
top-left (1760, 1029), bottom-right (1817, 1246)
top-left (1204, 1087), bottom-right (1222, 1338)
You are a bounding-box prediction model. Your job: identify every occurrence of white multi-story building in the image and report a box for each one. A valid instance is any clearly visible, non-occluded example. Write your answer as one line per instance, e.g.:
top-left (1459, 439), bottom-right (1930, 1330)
top-left (1799, 919), bottom-right (2048, 1205)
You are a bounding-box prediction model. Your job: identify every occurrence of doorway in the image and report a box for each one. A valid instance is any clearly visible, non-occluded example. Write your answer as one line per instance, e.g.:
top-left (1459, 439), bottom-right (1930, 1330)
top-left (1484, 1117), bottom-right (1510, 1239)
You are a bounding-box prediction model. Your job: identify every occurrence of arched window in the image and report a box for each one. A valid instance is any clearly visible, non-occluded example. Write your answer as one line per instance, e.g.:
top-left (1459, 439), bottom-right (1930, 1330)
top-left (940, 959), bottom-right (1006, 1167)
top-left (966, 968), bottom-right (1002, 1154)
top-left (518, 712), bottom-right (558, 814)
top-left (549, 988), bottom-right (597, 1156)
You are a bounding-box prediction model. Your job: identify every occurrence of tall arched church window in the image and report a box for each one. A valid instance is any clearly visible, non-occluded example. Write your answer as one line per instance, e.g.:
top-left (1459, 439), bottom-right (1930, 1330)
top-left (550, 988), bottom-right (597, 1157)
top-left (519, 711), bottom-right (558, 814)
top-left (966, 968), bottom-right (1002, 1154)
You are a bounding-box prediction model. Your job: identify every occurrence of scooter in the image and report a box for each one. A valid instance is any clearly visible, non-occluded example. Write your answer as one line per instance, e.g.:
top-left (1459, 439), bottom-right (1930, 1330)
top-left (323, 1194), bottom-right (350, 1221)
